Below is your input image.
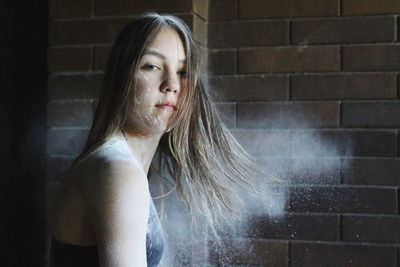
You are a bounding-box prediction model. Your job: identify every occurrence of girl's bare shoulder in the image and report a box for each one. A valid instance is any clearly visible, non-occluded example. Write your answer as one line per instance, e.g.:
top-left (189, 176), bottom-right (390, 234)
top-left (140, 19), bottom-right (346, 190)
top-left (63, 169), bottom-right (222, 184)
top-left (85, 158), bottom-right (148, 204)
top-left (75, 137), bottom-right (149, 202)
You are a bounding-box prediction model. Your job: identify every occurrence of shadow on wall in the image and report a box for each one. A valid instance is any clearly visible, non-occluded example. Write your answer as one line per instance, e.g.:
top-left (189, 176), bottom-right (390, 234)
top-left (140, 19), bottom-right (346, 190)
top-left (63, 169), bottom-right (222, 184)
top-left (4, 1), bottom-right (48, 266)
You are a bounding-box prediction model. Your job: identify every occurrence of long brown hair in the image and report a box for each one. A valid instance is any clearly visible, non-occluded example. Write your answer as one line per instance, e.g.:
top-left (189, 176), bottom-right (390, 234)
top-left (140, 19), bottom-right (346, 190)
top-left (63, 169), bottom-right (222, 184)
top-left (75, 13), bottom-right (259, 236)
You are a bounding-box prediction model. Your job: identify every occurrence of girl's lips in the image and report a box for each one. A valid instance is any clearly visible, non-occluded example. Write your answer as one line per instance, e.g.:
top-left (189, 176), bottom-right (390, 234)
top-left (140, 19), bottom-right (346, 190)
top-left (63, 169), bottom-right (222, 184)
top-left (155, 104), bottom-right (177, 111)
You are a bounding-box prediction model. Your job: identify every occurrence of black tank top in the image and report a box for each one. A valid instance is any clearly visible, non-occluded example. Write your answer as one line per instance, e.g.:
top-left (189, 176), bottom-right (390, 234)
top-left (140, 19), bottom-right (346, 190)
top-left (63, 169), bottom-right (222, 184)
top-left (50, 198), bottom-right (164, 267)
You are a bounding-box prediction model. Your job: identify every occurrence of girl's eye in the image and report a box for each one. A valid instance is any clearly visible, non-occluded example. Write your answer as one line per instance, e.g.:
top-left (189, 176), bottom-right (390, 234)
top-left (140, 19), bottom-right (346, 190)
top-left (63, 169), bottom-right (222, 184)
top-left (178, 70), bottom-right (187, 78)
top-left (142, 64), bottom-right (160, 71)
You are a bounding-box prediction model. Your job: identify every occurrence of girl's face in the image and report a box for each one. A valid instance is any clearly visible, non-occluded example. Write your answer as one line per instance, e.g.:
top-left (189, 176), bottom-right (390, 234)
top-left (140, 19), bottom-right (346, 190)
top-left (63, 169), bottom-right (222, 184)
top-left (127, 27), bottom-right (187, 135)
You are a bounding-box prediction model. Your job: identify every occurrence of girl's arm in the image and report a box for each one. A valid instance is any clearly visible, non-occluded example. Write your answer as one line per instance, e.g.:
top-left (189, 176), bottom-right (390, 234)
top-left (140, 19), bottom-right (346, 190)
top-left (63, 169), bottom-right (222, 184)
top-left (85, 160), bottom-right (150, 267)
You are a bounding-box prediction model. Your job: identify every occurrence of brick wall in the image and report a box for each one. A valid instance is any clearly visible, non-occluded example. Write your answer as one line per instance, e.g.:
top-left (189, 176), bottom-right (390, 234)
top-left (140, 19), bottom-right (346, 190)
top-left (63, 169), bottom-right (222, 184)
top-left (207, 0), bottom-right (400, 266)
top-left (47, 0), bottom-right (400, 266)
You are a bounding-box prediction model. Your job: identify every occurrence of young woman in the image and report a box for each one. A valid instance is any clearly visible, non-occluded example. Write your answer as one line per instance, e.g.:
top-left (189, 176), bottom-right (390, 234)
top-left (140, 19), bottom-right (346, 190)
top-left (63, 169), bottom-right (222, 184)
top-left (50, 13), bottom-right (257, 267)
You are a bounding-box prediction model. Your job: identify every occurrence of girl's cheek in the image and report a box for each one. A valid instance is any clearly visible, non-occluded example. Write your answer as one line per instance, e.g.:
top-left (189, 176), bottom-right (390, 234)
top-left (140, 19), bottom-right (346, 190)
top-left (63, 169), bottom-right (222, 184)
top-left (135, 86), bottom-right (152, 103)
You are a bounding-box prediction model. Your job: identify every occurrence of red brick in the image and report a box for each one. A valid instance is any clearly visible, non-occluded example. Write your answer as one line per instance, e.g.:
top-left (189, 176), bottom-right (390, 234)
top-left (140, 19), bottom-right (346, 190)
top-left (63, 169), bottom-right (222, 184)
top-left (238, 46), bottom-right (340, 73)
top-left (193, 0), bottom-right (208, 19)
top-left (47, 128), bottom-right (89, 156)
top-left (237, 102), bottom-right (339, 128)
top-left (210, 75), bottom-right (288, 101)
top-left (248, 213), bottom-right (339, 240)
top-left (209, 0), bottom-right (237, 21)
top-left (209, 239), bottom-right (288, 266)
top-left (49, 0), bottom-right (93, 19)
top-left (49, 19), bottom-right (130, 46)
top-left (231, 129), bottom-right (290, 157)
top-left (193, 17), bottom-right (206, 45)
top-left (258, 157), bottom-right (341, 185)
top-left (193, 14), bottom-right (207, 46)
top-left (291, 73), bottom-right (397, 100)
top-left (342, 45), bottom-right (400, 71)
top-left (48, 74), bottom-right (103, 100)
top-left (290, 129), bottom-right (397, 157)
top-left (208, 49), bottom-right (236, 75)
top-left (238, 0), bottom-right (338, 19)
top-left (94, 0), bottom-right (192, 16)
top-left (48, 47), bottom-right (92, 72)
top-left (341, 158), bottom-right (400, 186)
top-left (292, 16), bottom-right (395, 45)
top-left (291, 242), bottom-right (397, 267)
top-left (342, 215), bottom-right (400, 244)
top-left (214, 103), bottom-right (236, 127)
top-left (47, 100), bottom-right (95, 127)
top-left (289, 186), bottom-right (397, 214)
top-left (342, 0), bottom-right (400, 15)
top-left (342, 102), bottom-right (400, 128)
top-left (208, 21), bottom-right (288, 48)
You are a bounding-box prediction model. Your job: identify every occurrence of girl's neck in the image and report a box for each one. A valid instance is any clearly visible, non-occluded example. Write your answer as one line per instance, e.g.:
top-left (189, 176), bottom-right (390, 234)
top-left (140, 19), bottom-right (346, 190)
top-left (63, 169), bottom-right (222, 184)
top-left (121, 130), bottom-right (163, 174)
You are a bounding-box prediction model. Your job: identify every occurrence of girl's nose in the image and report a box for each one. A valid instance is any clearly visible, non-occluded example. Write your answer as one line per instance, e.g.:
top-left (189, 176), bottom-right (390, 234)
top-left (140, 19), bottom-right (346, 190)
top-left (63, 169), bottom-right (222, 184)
top-left (160, 72), bottom-right (180, 94)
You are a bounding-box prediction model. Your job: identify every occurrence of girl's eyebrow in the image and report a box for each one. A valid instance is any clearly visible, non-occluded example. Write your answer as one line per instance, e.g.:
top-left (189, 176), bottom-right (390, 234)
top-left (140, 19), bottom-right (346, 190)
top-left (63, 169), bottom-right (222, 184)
top-left (143, 49), bottom-right (165, 60)
top-left (143, 49), bottom-right (186, 64)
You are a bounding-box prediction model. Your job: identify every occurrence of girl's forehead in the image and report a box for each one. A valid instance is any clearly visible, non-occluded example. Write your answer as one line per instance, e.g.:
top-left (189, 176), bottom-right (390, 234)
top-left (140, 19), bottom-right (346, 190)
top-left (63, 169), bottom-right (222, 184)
top-left (143, 27), bottom-right (186, 62)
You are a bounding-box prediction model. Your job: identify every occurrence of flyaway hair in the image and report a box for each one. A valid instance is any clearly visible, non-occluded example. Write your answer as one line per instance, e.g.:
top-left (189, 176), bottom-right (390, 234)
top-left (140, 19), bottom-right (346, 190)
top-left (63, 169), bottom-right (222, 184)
top-left (74, 13), bottom-right (270, 239)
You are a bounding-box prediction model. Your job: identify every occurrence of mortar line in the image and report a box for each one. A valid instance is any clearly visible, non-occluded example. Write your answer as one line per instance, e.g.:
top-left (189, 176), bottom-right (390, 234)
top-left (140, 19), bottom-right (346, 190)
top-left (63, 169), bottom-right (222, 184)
top-left (396, 73), bottom-right (399, 99)
top-left (91, 0), bottom-right (95, 18)
top-left (396, 187), bottom-right (399, 215)
top-left (234, 0), bottom-right (238, 21)
top-left (339, 214), bottom-right (343, 241)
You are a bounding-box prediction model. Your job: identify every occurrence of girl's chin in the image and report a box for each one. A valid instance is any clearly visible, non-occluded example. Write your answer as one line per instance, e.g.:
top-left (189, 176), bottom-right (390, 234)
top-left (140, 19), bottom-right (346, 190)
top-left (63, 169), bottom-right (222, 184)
top-left (125, 113), bottom-right (172, 135)
top-left (124, 122), bottom-right (169, 136)
top-left (146, 123), bottom-right (171, 135)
